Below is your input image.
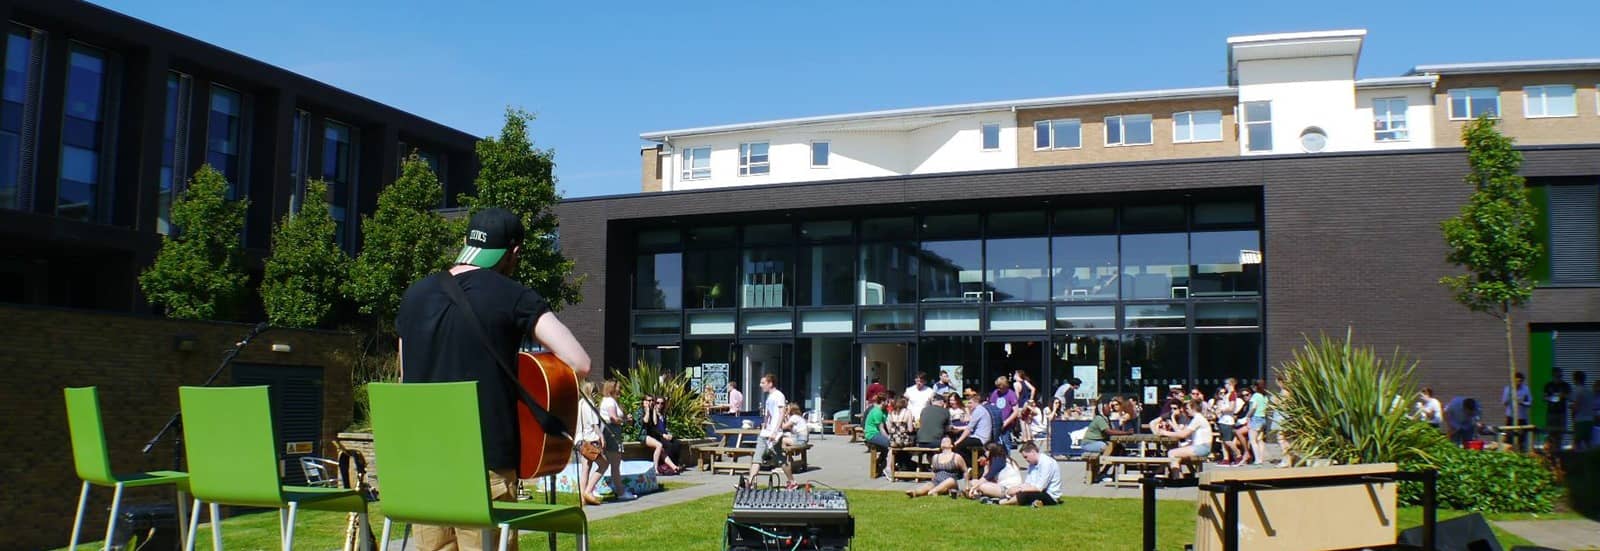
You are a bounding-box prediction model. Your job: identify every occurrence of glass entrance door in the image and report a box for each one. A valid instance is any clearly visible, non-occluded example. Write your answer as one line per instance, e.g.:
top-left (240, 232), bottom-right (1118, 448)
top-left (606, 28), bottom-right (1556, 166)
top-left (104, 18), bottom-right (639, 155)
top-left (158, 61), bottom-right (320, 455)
top-left (742, 342), bottom-right (791, 413)
top-left (861, 342), bottom-right (910, 414)
top-left (984, 339), bottom-right (1045, 406)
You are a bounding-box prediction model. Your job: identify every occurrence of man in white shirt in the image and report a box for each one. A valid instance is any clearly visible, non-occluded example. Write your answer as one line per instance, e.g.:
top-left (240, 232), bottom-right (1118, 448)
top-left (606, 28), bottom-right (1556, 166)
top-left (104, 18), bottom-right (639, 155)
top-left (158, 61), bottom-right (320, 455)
top-left (745, 373), bottom-right (794, 488)
top-left (1052, 378), bottom-right (1080, 408)
top-left (905, 373), bottom-right (935, 419)
top-left (1000, 442), bottom-right (1060, 507)
top-left (724, 381), bottom-right (745, 415)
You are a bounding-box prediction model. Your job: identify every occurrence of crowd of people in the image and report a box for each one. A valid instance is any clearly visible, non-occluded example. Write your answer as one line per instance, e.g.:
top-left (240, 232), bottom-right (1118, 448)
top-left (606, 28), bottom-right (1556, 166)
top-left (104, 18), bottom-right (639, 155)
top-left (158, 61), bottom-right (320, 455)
top-left (1429, 368), bottom-right (1597, 452)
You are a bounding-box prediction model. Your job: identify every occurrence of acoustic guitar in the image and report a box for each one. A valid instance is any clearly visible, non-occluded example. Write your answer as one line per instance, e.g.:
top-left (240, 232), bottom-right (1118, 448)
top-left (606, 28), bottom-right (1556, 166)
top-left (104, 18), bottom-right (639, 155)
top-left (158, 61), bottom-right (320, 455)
top-left (516, 350), bottom-right (580, 479)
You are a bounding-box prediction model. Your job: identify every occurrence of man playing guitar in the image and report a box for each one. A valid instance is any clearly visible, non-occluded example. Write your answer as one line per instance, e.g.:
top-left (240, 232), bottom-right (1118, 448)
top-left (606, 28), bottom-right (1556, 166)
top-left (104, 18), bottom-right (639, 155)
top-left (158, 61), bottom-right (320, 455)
top-left (396, 207), bottom-right (591, 551)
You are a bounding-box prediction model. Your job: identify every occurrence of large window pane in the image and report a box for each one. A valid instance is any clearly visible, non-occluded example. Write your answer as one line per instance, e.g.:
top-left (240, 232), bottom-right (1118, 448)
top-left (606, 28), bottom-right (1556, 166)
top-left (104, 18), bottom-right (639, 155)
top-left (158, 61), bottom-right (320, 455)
top-left (797, 337), bottom-right (854, 419)
top-left (743, 311), bottom-right (793, 333)
top-left (687, 312), bottom-right (735, 335)
top-left (1195, 302), bottom-right (1259, 327)
top-left (1121, 233), bottom-right (1189, 299)
top-left (919, 239), bottom-right (982, 302)
top-left (1052, 234), bottom-right (1118, 300)
top-left (799, 310), bottom-right (853, 333)
top-left (744, 223), bottom-right (791, 245)
top-left (158, 74), bottom-right (186, 234)
top-left (635, 345), bottom-right (683, 377)
top-left (862, 217), bottom-right (913, 240)
top-left (1053, 335), bottom-right (1117, 404)
top-left (921, 214), bottom-right (979, 240)
top-left (207, 86), bottom-right (244, 199)
top-left (742, 247), bottom-right (790, 308)
top-left (2, 28), bottom-right (43, 211)
top-left (1190, 230), bottom-right (1261, 297)
top-left (1195, 333), bottom-right (1261, 390)
top-left (1054, 305), bottom-right (1115, 330)
top-left (1125, 303), bottom-right (1186, 328)
top-left (922, 306), bottom-right (979, 332)
top-left (860, 242), bottom-right (918, 305)
top-left (1121, 333), bottom-right (1189, 406)
top-left (920, 336), bottom-right (980, 395)
top-left (861, 308), bottom-right (914, 332)
top-left (987, 236), bottom-right (1048, 302)
top-left (323, 121), bottom-right (355, 246)
top-left (798, 244), bottom-right (853, 306)
top-left (685, 248), bottom-right (738, 308)
top-left (634, 252), bottom-right (682, 309)
top-left (633, 312), bottom-right (680, 335)
top-left (801, 220), bottom-right (851, 241)
top-left (58, 46), bottom-right (110, 223)
top-left (989, 306), bottom-right (1047, 331)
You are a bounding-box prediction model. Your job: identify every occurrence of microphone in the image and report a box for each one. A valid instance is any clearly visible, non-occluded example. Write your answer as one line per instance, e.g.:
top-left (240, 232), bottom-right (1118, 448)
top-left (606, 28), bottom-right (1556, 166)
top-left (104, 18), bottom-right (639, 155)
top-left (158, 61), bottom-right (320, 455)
top-left (237, 322), bottom-right (270, 347)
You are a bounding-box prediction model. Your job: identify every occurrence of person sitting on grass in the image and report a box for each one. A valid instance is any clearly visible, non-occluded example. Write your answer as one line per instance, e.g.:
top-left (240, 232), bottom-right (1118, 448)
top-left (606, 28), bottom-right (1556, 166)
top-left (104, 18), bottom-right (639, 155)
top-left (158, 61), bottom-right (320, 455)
top-left (1154, 398), bottom-right (1212, 478)
top-left (966, 442), bottom-right (1021, 501)
top-left (998, 442), bottom-right (1062, 507)
top-left (905, 436), bottom-right (969, 498)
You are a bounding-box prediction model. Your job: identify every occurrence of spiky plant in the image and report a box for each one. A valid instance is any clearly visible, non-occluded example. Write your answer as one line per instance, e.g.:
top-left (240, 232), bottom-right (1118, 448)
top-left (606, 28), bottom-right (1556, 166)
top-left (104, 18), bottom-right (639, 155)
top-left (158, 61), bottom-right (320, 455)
top-left (614, 361), bottom-right (711, 442)
top-left (1275, 329), bottom-right (1447, 466)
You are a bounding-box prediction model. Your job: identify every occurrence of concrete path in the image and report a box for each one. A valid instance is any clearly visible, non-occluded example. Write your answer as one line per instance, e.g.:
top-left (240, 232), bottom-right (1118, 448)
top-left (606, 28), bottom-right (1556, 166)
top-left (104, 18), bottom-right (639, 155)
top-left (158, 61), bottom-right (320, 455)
top-left (1495, 518), bottom-right (1600, 550)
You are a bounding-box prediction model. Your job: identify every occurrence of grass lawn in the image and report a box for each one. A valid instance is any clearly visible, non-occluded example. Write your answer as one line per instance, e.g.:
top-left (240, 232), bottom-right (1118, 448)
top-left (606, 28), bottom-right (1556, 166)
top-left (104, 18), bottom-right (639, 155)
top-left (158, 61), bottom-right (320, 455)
top-left (64, 489), bottom-right (1551, 550)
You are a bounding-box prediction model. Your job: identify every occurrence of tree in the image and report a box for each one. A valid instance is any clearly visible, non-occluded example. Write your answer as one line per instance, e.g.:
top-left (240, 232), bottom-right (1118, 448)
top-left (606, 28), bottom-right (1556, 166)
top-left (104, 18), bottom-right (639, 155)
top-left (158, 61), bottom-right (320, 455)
top-left (262, 180), bottom-right (350, 328)
top-left (139, 164), bottom-right (249, 321)
top-left (458, 108), bottom-right (582, 309)
top-left (345, 154), bottom-right (458, 329)
top-left (1439, 116), bottom-right (1540, 422)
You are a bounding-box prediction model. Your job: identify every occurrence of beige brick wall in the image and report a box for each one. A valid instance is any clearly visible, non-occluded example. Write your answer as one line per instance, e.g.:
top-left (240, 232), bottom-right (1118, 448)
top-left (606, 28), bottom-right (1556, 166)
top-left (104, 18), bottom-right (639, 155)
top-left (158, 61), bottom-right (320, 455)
top-left (0, 305), bottom-right (358, 551)
top-left (641, 145), bottom-right (663, 192)
top-left (1017, 96), bottom-right (1239, 167)
top-left (1433, 71), bottom-right (1600, 146)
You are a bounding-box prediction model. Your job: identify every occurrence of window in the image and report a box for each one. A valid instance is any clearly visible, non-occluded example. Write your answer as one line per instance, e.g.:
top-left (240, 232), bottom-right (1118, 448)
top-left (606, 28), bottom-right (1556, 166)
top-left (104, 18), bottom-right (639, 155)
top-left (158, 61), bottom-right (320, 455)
top-left (1172, 110), bottom-right (1222, 143)
top-left (1242, 101), bottom-right (1272, 152)
top-left (206, 86), bottom-right (245, 199)
top-left (1372, 97), bottom-right (1408, 142)
top-left (2, 25), bottom-right (44, 212)
top-left (1547, 184), bottom-right (1600, 283)
top-left (1033, 119), bottom-right (1081, 150)
top-left (1105, 114), bottom-right (1153, 146)
top-left (680, 146), bottom-right (710, 180)
top-left (322, 120), bottom-right (356, 247)
top-left (810, 141), bottom-right (829, 167)
top-left (1524, 85), bottom-right (1577, 118)
top-left (158, 73), bottom-right (193, 234)
top-left (980, 122), bottom-right (1001, 151)
top-left (738, 142), bottom-right (769, 176)
top-left (1448, 88), bottom-right (1499, 120)
top-left (287, 110), bottom-right (309, 213)
top-left (58, 44), bottom-right (115, 223)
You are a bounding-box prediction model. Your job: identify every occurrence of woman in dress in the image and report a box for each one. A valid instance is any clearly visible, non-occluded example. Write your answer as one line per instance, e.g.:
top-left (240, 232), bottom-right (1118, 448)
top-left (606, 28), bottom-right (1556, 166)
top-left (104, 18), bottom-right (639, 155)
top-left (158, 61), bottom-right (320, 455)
top-left (641, 394), bottom-right (683, 475)
top-left (884, 397), bottom-right (917, 472)
top-left (905, 436), bottom-right (969, 498)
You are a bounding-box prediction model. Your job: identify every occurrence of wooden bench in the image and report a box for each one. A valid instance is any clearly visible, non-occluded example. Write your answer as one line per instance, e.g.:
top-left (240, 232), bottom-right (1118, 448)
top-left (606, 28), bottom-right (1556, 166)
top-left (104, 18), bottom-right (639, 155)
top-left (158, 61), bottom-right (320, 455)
top-left (1098, 455), bottom-right (1205, 486)
top-left (870, 446), bottom-right (981, 480)
top-left (887, 446), bottom-right (939, 481)
top-left (850, 425), bottom-right (864, 443)
top-left (709, 444), bottom-right (812, 474)
top-left (1082, 452), bottom-right (1103, 484)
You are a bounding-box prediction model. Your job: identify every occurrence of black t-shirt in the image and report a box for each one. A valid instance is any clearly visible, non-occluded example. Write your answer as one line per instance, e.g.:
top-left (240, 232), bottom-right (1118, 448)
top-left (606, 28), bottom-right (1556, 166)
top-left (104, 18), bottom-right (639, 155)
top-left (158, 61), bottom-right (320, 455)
top-left (1545, 381), bottom-right (1572, 424)
top-left (395, 269), bottom-right (550, 470)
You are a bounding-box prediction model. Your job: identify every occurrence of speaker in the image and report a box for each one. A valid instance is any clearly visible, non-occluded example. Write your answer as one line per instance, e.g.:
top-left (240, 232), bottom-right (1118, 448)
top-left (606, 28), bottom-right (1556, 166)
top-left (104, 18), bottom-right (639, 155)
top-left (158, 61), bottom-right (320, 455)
top-left (1397, 513), bottom-right (1502, 551)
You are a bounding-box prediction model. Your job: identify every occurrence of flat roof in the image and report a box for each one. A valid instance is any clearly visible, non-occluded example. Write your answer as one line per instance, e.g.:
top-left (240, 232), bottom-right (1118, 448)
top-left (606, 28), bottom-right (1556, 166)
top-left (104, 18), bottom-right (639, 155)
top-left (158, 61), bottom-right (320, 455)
top-left (640, 86), bottom-right (1236, 141)
top-left (1354, 75), bottom-right (1438, 88)
top-left (1407, 59), bottom-right (1600, 75)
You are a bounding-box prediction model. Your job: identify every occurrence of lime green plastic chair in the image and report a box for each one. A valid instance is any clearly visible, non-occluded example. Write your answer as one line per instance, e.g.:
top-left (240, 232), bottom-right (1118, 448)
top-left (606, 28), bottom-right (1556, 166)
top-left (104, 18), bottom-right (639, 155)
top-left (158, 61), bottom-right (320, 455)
top-left (368, 382), bottom-right (587, 551)
top-left (64, 387), bottom-right (191, 551)
top-left (178, 385), bottom-right (369, 551)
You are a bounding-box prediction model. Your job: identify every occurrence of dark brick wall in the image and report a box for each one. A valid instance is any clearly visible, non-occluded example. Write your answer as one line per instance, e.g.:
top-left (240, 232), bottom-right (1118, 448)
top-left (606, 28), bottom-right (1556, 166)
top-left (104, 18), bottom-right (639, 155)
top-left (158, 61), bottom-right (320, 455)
top-left (0, 305), bottom-right (358, 551)
top-left (554, 145), bottom-right (1600, 416)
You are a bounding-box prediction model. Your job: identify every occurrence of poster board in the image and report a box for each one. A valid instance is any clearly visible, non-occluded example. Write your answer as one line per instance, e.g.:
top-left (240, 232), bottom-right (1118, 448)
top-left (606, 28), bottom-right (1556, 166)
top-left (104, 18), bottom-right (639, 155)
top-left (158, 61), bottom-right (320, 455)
top-left (1072, 365), bottom-right (1099, 403)
top-left (700, 363), bottom-right (730, 404)
top-left (940, 365), bottom-right (965, 394)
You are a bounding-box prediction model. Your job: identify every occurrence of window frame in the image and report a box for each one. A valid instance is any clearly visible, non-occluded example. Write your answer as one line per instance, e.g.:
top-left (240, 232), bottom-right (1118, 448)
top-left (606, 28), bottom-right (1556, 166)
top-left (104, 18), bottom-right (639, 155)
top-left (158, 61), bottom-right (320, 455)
top-left (1033, 118), bottom-right (1082, 151)
top-left (1372, 97), bottom-right (1409, 142)
top-left (1241, 101), bottom-right (1273, 152)
top-left (1447, 87), bottom-right (1500, 120)
top-left (737, 141), bottom-right (770, 177)
top-left (980, 122), bottom-right (1001, 151)
top-left (1172, 110), bottom-right (1223, 144)
top-left (1104, 114), bottom-right (1154, 147)
top-left (57, 40), bottom-right (120, 224)
top-left (809, 140), bottom-right (829, 168)
top-left (1523, 84), bottom-right (1577, 119)
top-left (205, 83), bottom-right (248, 200)
top-left (680, 146), bottom-right (711, 181)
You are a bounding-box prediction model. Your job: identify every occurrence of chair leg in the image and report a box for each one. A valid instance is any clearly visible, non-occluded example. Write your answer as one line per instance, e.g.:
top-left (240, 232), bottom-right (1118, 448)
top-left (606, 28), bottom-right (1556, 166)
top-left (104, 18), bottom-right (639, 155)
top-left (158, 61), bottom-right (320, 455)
top-left (101, 482), bottom-right (124, 551)
top-left (69, 481), bottom-right (90, 550)
top-left (356, 512), bottom-right (371, 551)
top-left (210, 503), bottom-right (223, 551)
top-left (184, 499), bottom-right (201, 551)
top-left (378, 518), bottom-right (392, 551)
top-left (281, 502), bottom-right (299, 551)
top-left (496, 524), bottom-right (511, 551)
top-left (176, 490), bottom-right (191, 546)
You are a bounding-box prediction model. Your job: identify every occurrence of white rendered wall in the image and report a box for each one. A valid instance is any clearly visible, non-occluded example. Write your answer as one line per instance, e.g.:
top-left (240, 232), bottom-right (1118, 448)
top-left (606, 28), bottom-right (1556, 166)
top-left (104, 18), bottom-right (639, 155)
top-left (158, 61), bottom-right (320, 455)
top-left (1236, 56), bottom-right (1364, 155)
top-left (1353, 86), bottom-right (1436, 150)
top-left (660, 111), bottom-right (1017, 191)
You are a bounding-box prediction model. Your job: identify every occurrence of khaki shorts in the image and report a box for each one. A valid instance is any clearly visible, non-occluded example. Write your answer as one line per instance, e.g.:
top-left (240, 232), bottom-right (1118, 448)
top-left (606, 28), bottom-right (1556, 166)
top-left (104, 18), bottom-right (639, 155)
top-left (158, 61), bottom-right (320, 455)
top-left (414, 468), bottom-right (518, 551)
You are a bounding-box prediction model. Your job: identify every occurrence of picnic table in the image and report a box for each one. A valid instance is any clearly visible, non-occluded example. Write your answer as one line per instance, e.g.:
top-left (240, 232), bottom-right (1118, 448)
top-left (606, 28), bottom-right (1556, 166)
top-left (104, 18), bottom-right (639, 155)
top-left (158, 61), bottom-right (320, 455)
top-left (1112, 433), bottom-right (1179, 457)
top-left (694, 428), bottom-right (810, 474)
top-left (1093, 434), bottom-right (1198, 486)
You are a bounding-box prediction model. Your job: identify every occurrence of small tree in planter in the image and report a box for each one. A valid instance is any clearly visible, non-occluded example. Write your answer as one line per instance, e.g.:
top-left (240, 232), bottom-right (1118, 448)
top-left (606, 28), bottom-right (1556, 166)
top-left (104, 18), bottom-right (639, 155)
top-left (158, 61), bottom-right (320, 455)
top-left (614, 361), bottom-right (712, 444)
top-left (1275, 329), bottom-right (1446, 466)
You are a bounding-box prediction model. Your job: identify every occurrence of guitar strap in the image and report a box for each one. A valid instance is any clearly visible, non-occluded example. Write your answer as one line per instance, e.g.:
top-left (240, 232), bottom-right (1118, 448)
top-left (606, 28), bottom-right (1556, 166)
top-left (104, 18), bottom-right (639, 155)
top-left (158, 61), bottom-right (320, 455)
top-left (435, 271), bottom-right (573, 440)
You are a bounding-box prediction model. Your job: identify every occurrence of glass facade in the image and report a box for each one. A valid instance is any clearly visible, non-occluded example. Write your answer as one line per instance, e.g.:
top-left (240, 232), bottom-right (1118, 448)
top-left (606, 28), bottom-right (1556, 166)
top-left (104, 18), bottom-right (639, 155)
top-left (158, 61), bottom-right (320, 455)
top-left (2, 26), bottom-right (43, 211)
top-left (58, 45), bottom-right (112, 223)
top-left (323, 120), bottom-right (355, 246)
top-left (626, 196), bottom-right (1265, 415)
top-left (157, 73), bottom-right (191, 234)
top-left (206, 86), bottom-right (244, 199)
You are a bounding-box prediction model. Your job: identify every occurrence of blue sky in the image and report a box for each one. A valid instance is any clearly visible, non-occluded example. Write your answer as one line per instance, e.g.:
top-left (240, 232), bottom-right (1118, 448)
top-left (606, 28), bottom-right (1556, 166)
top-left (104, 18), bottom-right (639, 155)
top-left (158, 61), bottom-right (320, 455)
top-left (95, 0), bottom-right (1599, 198)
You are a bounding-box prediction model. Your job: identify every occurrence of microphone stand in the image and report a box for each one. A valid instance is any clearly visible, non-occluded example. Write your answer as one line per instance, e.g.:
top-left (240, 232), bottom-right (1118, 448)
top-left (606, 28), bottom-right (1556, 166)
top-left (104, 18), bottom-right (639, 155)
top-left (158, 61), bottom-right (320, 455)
top-left (142, 322), bottom-right (271, 469)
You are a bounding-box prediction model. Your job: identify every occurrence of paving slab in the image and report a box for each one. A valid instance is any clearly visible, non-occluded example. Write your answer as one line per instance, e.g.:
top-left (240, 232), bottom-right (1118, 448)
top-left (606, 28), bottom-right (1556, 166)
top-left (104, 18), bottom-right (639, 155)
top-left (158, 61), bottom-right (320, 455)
top-left (1495, 518), bottom-right (1600, 550)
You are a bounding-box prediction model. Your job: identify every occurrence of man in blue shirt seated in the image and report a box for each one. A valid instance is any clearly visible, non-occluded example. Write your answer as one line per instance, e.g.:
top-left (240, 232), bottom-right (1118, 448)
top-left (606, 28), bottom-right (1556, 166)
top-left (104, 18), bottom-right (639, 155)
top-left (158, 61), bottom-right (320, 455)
top-left (1443, 397), bottom-right (1480, 447)
top-left (999, 442), bottom-right (1061, 507)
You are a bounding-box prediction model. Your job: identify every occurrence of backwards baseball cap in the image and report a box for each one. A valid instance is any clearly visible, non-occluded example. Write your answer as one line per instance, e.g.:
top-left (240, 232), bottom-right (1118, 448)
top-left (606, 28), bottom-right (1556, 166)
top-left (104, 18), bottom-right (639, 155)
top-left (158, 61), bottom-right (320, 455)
top-left (455, 207), bottom-right (525, 268)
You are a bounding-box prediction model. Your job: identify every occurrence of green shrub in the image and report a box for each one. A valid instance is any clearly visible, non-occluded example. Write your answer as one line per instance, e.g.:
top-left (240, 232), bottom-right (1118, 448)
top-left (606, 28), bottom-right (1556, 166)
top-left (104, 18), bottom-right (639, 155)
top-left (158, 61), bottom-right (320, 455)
top-left (1276, 329), bottom-right (1447, 466)
top-left (1566, 449), bottom-right (1600, 516)
top-left (614, 361), bottom-right (710, 443)
top-left (1400, 443), bottom-right (1562, 513)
